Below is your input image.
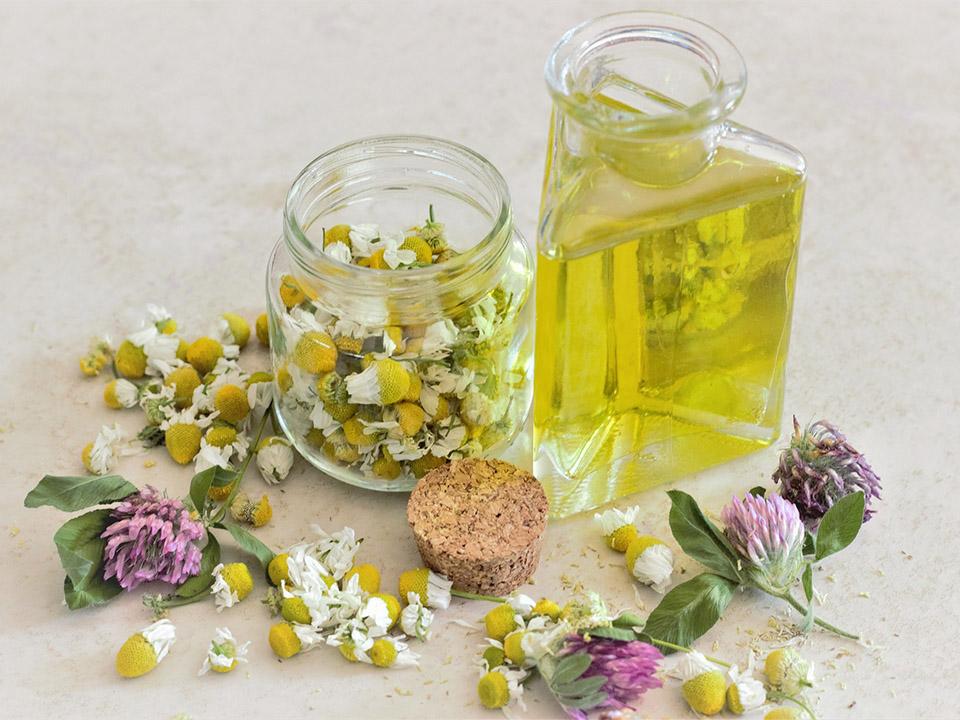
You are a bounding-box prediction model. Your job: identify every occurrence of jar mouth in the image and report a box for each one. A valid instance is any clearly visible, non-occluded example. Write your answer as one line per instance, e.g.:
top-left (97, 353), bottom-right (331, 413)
top-left (545, 11), bottom-right (746, 136)
top-left (283, 135), bottom-right (512, 291)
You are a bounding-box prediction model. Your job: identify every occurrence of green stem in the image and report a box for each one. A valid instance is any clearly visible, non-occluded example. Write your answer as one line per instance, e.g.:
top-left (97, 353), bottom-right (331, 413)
top-left (212, 404), bottom-right (272, 524)
top-left (776, 591), bottom-right (860, 640)
top-left (142, 589), bottom-right (210, 616)
top-left (452, 589), bottom-right (506, 603)
top-left (646, 638), bottom-right (731, 668)
top-left (769, 690), bottom-right (818, 720)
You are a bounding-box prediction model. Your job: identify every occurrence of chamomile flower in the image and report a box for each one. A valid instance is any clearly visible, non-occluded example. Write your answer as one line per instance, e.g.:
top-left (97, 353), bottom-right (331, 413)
top-left (422, 363), bottom-right (475, 397)
top-left (625, 535), bottom-right (674, 593)
top-left (193, 438), bottom-right (233, 473)
top-left (198, 627), bottom-right (250, 676)
top-left (668, 650), bottom-right (724, 681)
top-left (430, 422), bottom-right (467, 458)
top-left (400, 591), bottom-right (434, 641)
top-left (595, 505), bottom-right (640, 552)
top-left (115, 339), bottom-right (148, 379)
top-left (311, 526), bottom-right (362, 581)
top-left (764, 648), bottom-right (814, 695)
top-left (230, 492), bottom-right (273, 528)
top-left (324, 240), bottom-right (352, 264)
top-left (308, 401), bottom-right (341, 437)
top-left (345, 358), bottom-right (411, 405)
top-left (397, 568), bottom-right (452, 609)
top-left (727, 658), bottom-right (767, 715)
top-left (139, 383), bottom-right (176, 424)
top-left (359, 595), bottom-right (393, 638)
top-left (210, 562), bottom-right (254, 612)
top-left (348, 223), bottom-right (381, 258)
top-left (368, 636), bottom-right (419, 668)
top-left (103, 379), bottom-right (140, 409)
top-left (79, 337), bottom-right (112, 377)
top-left (82, 423), bottom-right (137, 475)
top-left (269, 622), bottom-right (302, 658)
top-left (165, 365), bottom-right (202, 409)
top-left (142, 334), bottom-right (182, 377)
top-left (682, 670), bottom-right (727, 715)
top-left (256, 435), bottom-right (295, 484)
top-left (161, 406), bottom-right (216, 465)
top-left (217, 313), bottom-right (251, 348)
top-left (377, 231), bottom-right (417, 269)
top-left (420, 319), bottom-right (458, 358)
top-left (246, 371), bottom-right (274, 412)
top-left (519, 616), bottom-right (569, 664)
top-left (115, 619), bottom-right (176, 678)
top-left (477, 666), bottom-right (527, 710)
top-left (506, 593), bottom-right (536, 616)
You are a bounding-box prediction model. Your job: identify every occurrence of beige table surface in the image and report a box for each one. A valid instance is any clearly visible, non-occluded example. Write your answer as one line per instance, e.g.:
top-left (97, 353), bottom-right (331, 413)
top-left (2, 1), bottom-right (958, 718)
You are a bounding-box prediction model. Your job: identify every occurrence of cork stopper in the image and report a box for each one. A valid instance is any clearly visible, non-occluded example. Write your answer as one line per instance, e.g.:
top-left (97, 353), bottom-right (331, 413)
top-left (407, 458), bottom-right (548, 596)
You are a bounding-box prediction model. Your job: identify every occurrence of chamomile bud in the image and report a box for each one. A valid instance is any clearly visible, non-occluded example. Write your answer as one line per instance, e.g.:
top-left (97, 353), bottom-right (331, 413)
top-left (397, 568), bottom-right (452, 609)
top-left (186, 337), bottom-right (224, 376)
top-left (255, 313), bottom-right (270, 346)
top-left (210, 562), bottom-right (254, 611)
top-left (115, 619), bottom-right (176, 678)
top-left (396, 402), bottom-right (426, 436)
top-left (460, 391), bottom-right (494, 428)
top-left (346, 358), bottom-right (410, 405)
top-left (764, 648), bottom-right (814, 695)
top-left (625, 535), bottom-right (674, 593)
top-left (267, 553), bottom-right (290, 586)
top-left (594, 505), bottom-right (640, 552)
top-left (103, 379), bottom-right (139, 409)
top-left (682, 670), bottom-right (727, 715)
top-left (165, 366), bottom-right (201, 409)
top-left (256, 435), bottom-right (294, 484)
top-left (484, 603), bottom-right (518, 642)
top-left (214, 383), bottom-right (250, 424)
top-left (343, 563), bottom-right (381, 594)
top-left (116, 340), bottom-right (147, 379)
top-left (221, 313), bottom-right (250, 348)
top-left (198, 627), bottom-right (249, 676)
top-left (269, 622), bottom-right (302, 658)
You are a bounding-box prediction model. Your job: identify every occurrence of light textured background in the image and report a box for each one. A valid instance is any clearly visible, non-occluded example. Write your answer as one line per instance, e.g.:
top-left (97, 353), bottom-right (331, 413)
top-left (1, 1), bottom-right (958, 718)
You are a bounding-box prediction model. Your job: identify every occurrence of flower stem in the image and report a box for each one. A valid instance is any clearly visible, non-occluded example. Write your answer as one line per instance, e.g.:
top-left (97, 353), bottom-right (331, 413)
top-left (775, 591), bottom-right (859, 640)
top-left (645, 638), bottom-right (730, 668)
top-left (142, 590), bottom-right (209, 617)
top-left (212, 404), bottom-right (272, 524)
top-left (451, 589), bottom-right (505, 603)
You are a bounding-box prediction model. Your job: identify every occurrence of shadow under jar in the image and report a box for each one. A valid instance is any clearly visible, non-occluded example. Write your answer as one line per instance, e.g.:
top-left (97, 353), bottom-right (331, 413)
top-left (267, 136), bottom-right (533, 492)
top-left (534, 12), bottom-right (806, 516)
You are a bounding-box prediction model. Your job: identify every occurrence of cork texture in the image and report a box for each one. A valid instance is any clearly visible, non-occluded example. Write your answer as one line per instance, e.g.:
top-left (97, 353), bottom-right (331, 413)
top-left (407, 458), bottom-right (548, 595)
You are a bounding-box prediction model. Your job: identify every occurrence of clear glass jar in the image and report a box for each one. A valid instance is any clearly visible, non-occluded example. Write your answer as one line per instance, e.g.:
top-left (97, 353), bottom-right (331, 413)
top-left (267, 136), bottom-right (533, 492)
top-left (534, 13), bottom-right (806, 516)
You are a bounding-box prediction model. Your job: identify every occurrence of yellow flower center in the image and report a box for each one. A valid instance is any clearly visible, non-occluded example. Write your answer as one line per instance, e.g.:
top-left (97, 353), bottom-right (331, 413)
top-left (532, 598), bottom-right (561, 621)
top-left (404, 371), bottom-right (422, 402)
top-left (222, 312), bottom-right (250, 348)
top-left (165, 423), bottom-right (202, 465)
top-left (268, 622), bottom-right (301, 659)
top-left (397, 568), bottom-right (429, 605)
top-left (396, 403), bottom-right (426, 437)
top-left (281, 597), bottom-right (311, 625)
top-left (115, 340), bottom-right (147, 379)
top-left (186, 337), bottom-right (224, 376)
top-left (279, 274), bottom-right (307, 309)
top-left (115, 634), bottom-right (158, 678)
top-left (255, 313), bottom-right (270, 346)
top-left (369, 593), bottom-right (401, 628)
top-left (268, 553), bottom-right (290, 586)
top-left (205, 424), bottom-right (238, 449)
top-left (324, 224), bottom-right (352, 249)
top-left (477, 671), bottom-right (510, 709)
top-left (409, 452), bottom-right (444, 478)
top-left (214, 384), bottom-right (250, 424)
top-left (221, 563), bottom-right (253, 600)
top-left (482, 646), bottom-right (505, 670)
top-left (607, 524), bottom-right (639, 553)
top-left (342, 417), bottom-right (376, 447)
top-left (338, 641), bottom-right (358, 663)
top-left (374, 358), bottom-right (410, 405)
top-left (682, 671), bottom-right (727, 715)
top-left (400, 236), bottom-right (433, 264)
top-left (624, 535), bottom-right (665, 572)
top-left (293, 331), bottom-right (338, 374)
top-left (103, 380), bottom-right (122, 409)
top-left (369, 638), bottom-right (397, 668)
top-left (503, 631), bottom-right (525, 665)
top-left (483, 604), bottom-right (518, 642)
top-left (165, 366), bottom-right (202, 409)
top-left (343, 564), bottom-right (381, 594)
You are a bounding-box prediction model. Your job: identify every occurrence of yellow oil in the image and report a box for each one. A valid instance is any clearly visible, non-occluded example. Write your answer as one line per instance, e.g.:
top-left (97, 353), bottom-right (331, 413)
top-left (534, 136), bottom-right (805, 517)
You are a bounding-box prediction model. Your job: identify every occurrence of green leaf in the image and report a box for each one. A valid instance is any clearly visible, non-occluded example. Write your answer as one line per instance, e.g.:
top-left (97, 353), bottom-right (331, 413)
top-left (554, 675), bottom-right (607, 698)
top-left (25, 475), bottom-right (137, 511)
top-left (63, 573), bottom-right (122, 610)
top-left (612, 611), bottom-right (645, 629)
top-left (587, 625), bottom-right (640, 642)
top-left (561, 691), bottom-right (608, 710)
top-left (748, 486), bottom-right (766, 497)
top-left (175, 533), bottom-right (221, 598)
top-left (815, 492), bottom-right (865, 560)
top-left (667, 490), bottom-right (742, 582)
top-left (189, 466), bottom-right (237, 514)
top-left (547, 652), bottom-right (591, 686)
top-left (803, 529), bottom-right (816, 557)
top-left (53, 509), bottom-right (113, 586)
top-left (643, 573), bottom-right (738, 648)
top-left (216, 520), bottom-right (275, 568)
top-left (53, 509), bottom-right (123, 609)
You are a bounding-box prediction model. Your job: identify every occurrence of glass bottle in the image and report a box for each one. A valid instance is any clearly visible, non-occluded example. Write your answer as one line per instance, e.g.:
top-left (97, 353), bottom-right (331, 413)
top-left (534, 12), bottom-right (806, 517)
top-left (268, 136), bottom-right (533, 492)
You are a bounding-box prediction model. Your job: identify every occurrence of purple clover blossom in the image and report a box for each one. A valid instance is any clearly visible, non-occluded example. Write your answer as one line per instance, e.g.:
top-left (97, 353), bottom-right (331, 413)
top-left (721, 493), bottom-right (805, 593)
top-left (101, 486), bottom-right (204, 590)
top-left (558, 636), bottom-right (663, 719)
top-left (773, 417), bottom-right (882, 529)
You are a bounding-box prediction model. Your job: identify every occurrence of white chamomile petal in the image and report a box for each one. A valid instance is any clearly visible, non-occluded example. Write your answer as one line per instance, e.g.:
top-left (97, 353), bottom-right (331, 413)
top-left (256, 437), bottom-right (294, 484)
top-left (630, 543), bottom-right (674, 593)
top-left (198, 627), bottom-right (249, 676)
top-left (210, 564), bottom-right (240, 612)
top-left (140, 619), bottom-right (176, 663)
top-left (400, 592), bottom-right (434, 641)
top-left (668, 650), bottom-right (723, 682)
top-left (594, 505), bottom-right (640, 536)
top-left (424, 570), bottom-right (452, 610)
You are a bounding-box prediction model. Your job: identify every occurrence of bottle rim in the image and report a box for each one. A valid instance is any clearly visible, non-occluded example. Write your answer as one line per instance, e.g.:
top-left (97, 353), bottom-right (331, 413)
top-left (545, 11), bottom-right (747, 136)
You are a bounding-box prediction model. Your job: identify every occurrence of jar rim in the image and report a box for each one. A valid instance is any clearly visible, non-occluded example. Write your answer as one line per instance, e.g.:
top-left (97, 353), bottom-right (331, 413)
top-left (282, 134), bottom-right (513, 293)
top-left (545, 11), bottom-right (747, 136)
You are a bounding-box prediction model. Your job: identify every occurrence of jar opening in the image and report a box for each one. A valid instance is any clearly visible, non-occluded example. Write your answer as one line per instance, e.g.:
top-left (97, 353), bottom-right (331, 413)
top-left (545, 12), bottom-right (746, 136)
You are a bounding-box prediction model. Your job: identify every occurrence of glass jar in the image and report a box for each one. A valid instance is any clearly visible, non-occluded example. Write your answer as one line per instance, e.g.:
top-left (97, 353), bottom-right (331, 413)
top-left (534, 13), bottom-right (806, 516)
top-left (267, 136), bottom-right (533, 492)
